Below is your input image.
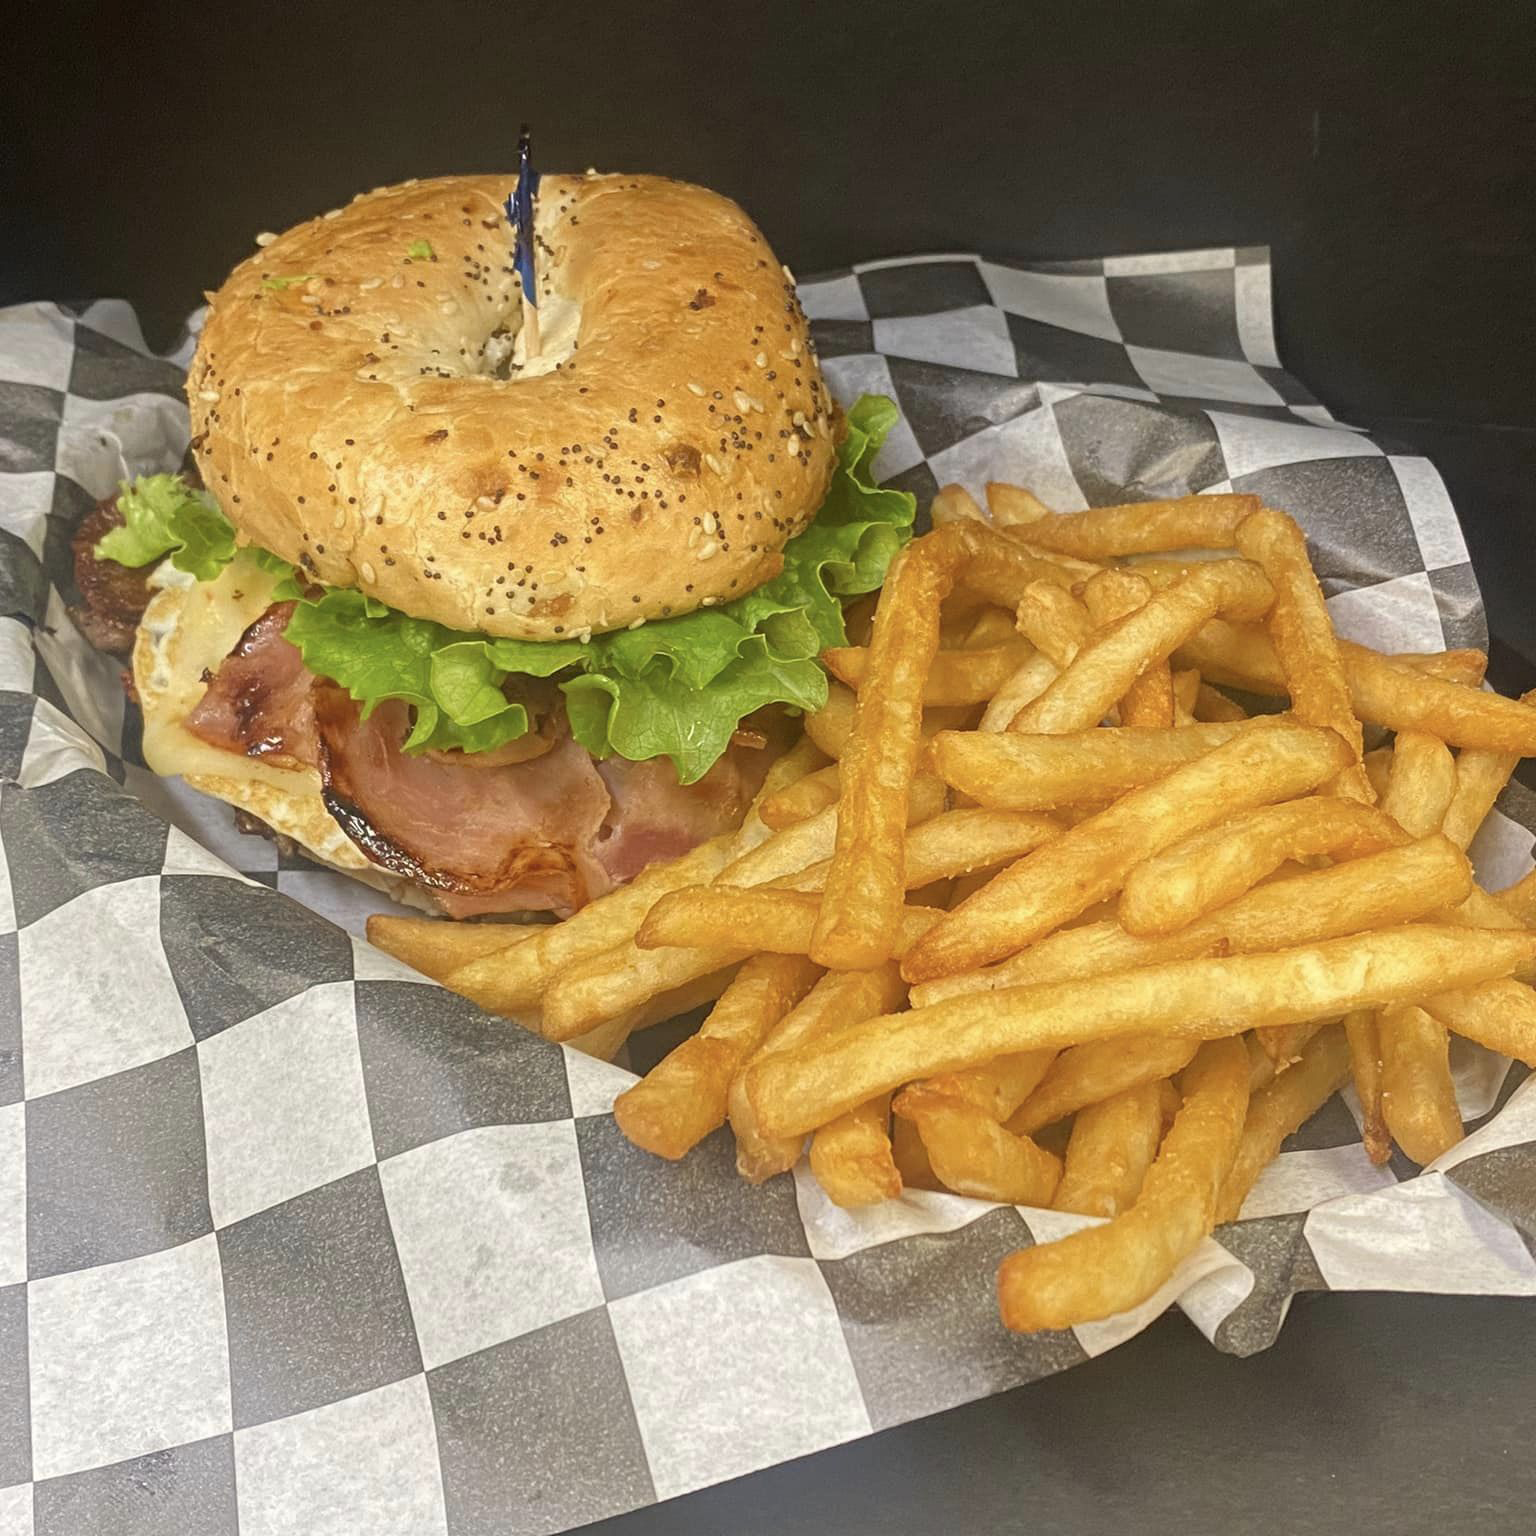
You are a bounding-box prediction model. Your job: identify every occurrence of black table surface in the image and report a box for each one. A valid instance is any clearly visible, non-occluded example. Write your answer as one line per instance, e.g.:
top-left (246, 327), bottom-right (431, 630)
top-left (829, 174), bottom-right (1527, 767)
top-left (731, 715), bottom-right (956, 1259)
top-left (7, 4), bottom-right (1536, 1530)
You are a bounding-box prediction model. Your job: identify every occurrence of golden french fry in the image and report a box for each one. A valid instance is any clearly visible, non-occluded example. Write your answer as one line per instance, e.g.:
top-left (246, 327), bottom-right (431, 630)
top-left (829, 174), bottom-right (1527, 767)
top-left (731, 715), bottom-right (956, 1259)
top-left (1362, 745), bottom-right (1394, 801)
top-left (913, 1048), bottom-right (1056, 1122)
top-left (1172, 669), bottom-right (1201, 725)
top-left (1008, 561), bottom-right (1275, 736)
top-left (1380, 730), bottom-right (1457, 837)
top-left (442, 834), bottom-right (737, 1016)
top-left (1007, 494), bottom-right (1262, 559)
top-left (1053, 1079), bottom-right (1166, 1217)
top-left (963, 606), bottom-right (1023, 649)
top-left (813, 527), bottom-right (969, 969)
top-left (366, 914), bottom-right (536, 983)
top-left (913, 835), bottom-right (1471, 1009)
top-left (1422, 978), bottom-right (1536, 1068)
top-left (639, 886), bottom-right (940, 961)
top-left (997, 1036), bottom-right (1250, 1331)
top-left (804, 681), bottom-right (857, 759)
top-left (1236, 508), bottom-right (1371, 801)
top-left (1379, 1002), bottom-right (1463, 1165)
top-left (823, 638), bottom-right (1034, 705)
top-left (731, 962), bottom-right (907, 1182)
top-left (978, 652), bottom-right (1062, 732)
top-left (1178, 623), bottom-right (1536, 753)
top-left (930, 483), bottom-right (986, 526)
top-left (543, 936), bottom-right (748, 1041)
top-left (758, 763), bottom-right (841, 829)
top-left (745, 926), bottom-right (1536, 1140)
top-left (1194, 681), bottom-right (1249, 723)
top-left (986, 482), bottom-right (1056, 526)
top-left (564, 1011), bottom-right (640, 1063)
top-left (1440, 696), bottom-right (1535, 849)
top-left (890, 1112), bottom-right (941, 1190)
top-left (893, 1088), bottom-right (1062, 1205)
top-left (1010, 1035), bottom-right (1201, 1134)
top-left (1082, 569), bottom-right (1175, 727)
top-left (1015, 582), bottom-right (1094, 669)
top-left (934, 720), bottom-right (1254, 808)
top-left (1496, 868), bottom-right (1536, 926)
top-left (1215, 1025), bottom-right (1350, 1223)
top-left (1118, 797), bottom-right (1403, 937)
top-left (904, 721), bottom-right (1351, 982)
top-left (1253, 1019), bottom-right (1327, 1071)
top-left (809, 1093), bottom-right (901, 1207)
top-left (1341, 1009), bottom-right (1389, 1165)
top-left (613, 954), bottom-right (820, 1160)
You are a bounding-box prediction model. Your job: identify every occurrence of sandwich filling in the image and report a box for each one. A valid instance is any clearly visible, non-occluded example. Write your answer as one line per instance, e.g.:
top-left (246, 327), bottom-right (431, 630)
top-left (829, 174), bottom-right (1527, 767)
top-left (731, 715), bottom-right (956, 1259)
top-left (84, 394), bottom-right (913, 914)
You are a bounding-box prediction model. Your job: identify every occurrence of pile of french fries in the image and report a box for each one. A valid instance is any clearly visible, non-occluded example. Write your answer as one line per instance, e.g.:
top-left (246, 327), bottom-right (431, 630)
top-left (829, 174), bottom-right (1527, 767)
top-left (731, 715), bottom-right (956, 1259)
top-left (369, 483), bottom-right (1536, 1334)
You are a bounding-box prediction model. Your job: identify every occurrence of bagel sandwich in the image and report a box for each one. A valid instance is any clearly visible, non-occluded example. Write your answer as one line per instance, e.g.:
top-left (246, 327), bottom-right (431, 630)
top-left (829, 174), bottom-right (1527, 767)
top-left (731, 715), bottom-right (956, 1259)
top-left (75, 172), bottom-right (915, 917)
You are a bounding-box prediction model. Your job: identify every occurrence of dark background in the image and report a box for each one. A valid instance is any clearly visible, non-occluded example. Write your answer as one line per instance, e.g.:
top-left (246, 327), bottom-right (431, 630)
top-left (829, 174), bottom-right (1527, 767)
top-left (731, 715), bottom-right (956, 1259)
top-left (7, 2), bottom-right (1536, 1529)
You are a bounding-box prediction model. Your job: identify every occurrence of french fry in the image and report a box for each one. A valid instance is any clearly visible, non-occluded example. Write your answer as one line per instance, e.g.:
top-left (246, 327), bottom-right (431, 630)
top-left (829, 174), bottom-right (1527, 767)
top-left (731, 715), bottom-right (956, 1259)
top-left (978, 652), bottom-right (1063, 732)
top-left (903, 721), bottom-right (1351, 982)
top-left (822, 638), bottom-right (1034, 705)
top-left (1008, 561), bottom-right (1275, 736)
top-left (1380, 730), bottom-right (1457, 837)
top-left (996, 1036), bottom-right (1251, 1331)
top-left (543, 938), bottom-right (749, 1041)
top-left (639, 887), bottom-right (941, 961)
top-left (1118, 797), bottom-right (1403, 937)
top-left (731, 962), bottom-right (907, 1182)
top-left (1010, 1035), bottom-right (1201, 1134)
top-left (1215, 1025), bottom-right (1350, 1223)
top-left (804, 681), bottom-right (857, 759)
top-left (1369, 730), bottom-right (1459, 1161)
top-left (1194, 681), bottom-right (1248, 723)
top-left (1172, 669), bottom-right (1201, 725)
top-left (809, 1093), bottom-right (901, 1207)
top-left (758, 763), bottom-right (842, 828)
top-left (1053, 1080), bottom-right (1166, 1218)
top-left (1236, 508), bottom-right (1372, 800)
top-left (745, 926), bottom-right (1536, 1140)
top-left (890, 1112), bottom-right (941, 1190)
top-left (912, 835), bottom-right (1471, 1009)
top-left (1363, 745), bottom-right (1394, 801)
top-left (1178, 622), bottom-right (1536, 753)
top-left (1250, 1019), bottom-right (1327, 1077)
top-left (1082, 569), bottom-right (1176, 728)
top-left (1341, 1009), bottom-right (1389, 1165)
top-left (1007, 494), bottom-right (1262, 559)
top-left (892, 1088), bottom-right (1062, 1205)
top-left (613, 954), bottom-right (820, 1160)
top-left (813, 527), bottom-right (969, 969)
top-left (933, 720), bottom-right (1254, 807)
top-left (1496, 867), bottom-right (1536, 926)
top-left (1015, 582), bottom-right (1094, 669)
top-left (963, 606), bottom-right (1024, 649)
top-left (1439, 696), bottom-right (1535, 849)
top-left (366, 914), bottom-right (536, 982)
top-left (986, 482), bottom-right (1056, 526)
top-left (1378, 1002), bottom-right (1463, 1165)
top-left (442, 833), bottom-right (737, 1016)
top-left (912, 1048), bottom-right (1056, 1122)
top-left (1422, 978), bottom-right (1536, 1068)
top-left (930, 483), bottom-right (985, 526)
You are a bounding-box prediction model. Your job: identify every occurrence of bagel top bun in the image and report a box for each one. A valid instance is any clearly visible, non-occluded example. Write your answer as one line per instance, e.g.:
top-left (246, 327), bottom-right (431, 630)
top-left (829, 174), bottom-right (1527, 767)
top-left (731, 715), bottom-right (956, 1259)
top-left (189, 173), bottom-right (840, 641)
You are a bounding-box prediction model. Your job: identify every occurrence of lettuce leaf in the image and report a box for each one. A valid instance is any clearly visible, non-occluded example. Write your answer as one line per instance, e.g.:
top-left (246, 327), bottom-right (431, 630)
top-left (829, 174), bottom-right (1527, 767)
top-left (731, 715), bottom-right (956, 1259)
top-left (94, 474), bottom-right (238, 580)
top-left (99, 395), bottom-right (914, 782)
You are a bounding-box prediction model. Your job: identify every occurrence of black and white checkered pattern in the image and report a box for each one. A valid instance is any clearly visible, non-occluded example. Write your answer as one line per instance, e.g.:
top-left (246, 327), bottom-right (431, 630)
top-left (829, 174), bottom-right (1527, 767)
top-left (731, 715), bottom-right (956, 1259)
top-left (1, 254), bottom-right (1534, 1534)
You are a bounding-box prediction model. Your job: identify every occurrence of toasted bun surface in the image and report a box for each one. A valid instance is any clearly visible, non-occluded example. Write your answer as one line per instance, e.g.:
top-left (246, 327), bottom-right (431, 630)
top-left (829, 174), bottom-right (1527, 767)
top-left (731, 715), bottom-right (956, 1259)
top-left (190, 173), bottom-right (837, 640)
top-left (133, 556), bottom-right (431, 909)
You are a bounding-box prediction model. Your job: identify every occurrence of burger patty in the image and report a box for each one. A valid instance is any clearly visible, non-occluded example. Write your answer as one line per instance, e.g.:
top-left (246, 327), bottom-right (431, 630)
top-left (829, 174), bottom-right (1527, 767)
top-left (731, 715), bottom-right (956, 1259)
top-left (70, 497), bottom-right (155, 654)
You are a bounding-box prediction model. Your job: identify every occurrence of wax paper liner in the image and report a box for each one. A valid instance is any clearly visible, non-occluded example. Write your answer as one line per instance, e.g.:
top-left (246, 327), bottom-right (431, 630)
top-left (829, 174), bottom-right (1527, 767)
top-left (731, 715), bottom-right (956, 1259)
top-left (1, 252), bottom-right (1533, 1535)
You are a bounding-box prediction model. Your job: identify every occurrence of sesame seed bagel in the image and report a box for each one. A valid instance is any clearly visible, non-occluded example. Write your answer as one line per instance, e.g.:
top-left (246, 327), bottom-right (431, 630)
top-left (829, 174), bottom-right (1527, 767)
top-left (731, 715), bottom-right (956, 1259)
top-left (189, 172), bottom-right (839, 640)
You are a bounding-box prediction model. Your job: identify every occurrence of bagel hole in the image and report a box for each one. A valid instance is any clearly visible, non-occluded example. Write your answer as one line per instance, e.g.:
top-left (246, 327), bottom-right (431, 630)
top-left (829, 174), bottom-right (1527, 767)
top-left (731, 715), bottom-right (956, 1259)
top-left (482, 325), bottom-right (517, 380)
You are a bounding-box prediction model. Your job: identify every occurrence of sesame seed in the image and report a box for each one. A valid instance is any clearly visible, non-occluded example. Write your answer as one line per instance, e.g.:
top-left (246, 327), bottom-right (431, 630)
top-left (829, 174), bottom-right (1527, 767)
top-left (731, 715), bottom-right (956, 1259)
top-left (733, 391), bottom-right (752, 413)
top-left (697, 540), bottom-right (719, 559)
top-left (359, 560), bottom-right (376, 582)
top-left (255, 231), bottom-right (278, 246)
top-left (754, 352), bottom-right (767, 367)
top-left (703, 452), bottom-right (725, 476)
top-left (333, 509), bottom-right (346, 529)
top-left (787, 434), bottom-right (801, 456)
top-left (687, 381), bottom-right (706, 396)
top-left (197, 389), bottom-right (220, 402)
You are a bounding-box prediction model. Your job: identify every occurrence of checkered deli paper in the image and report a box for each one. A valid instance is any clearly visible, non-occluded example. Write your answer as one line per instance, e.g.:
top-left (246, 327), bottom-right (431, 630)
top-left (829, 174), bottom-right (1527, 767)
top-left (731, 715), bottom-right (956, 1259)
top-left (3, 249), bottom-right (1536, 1535)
